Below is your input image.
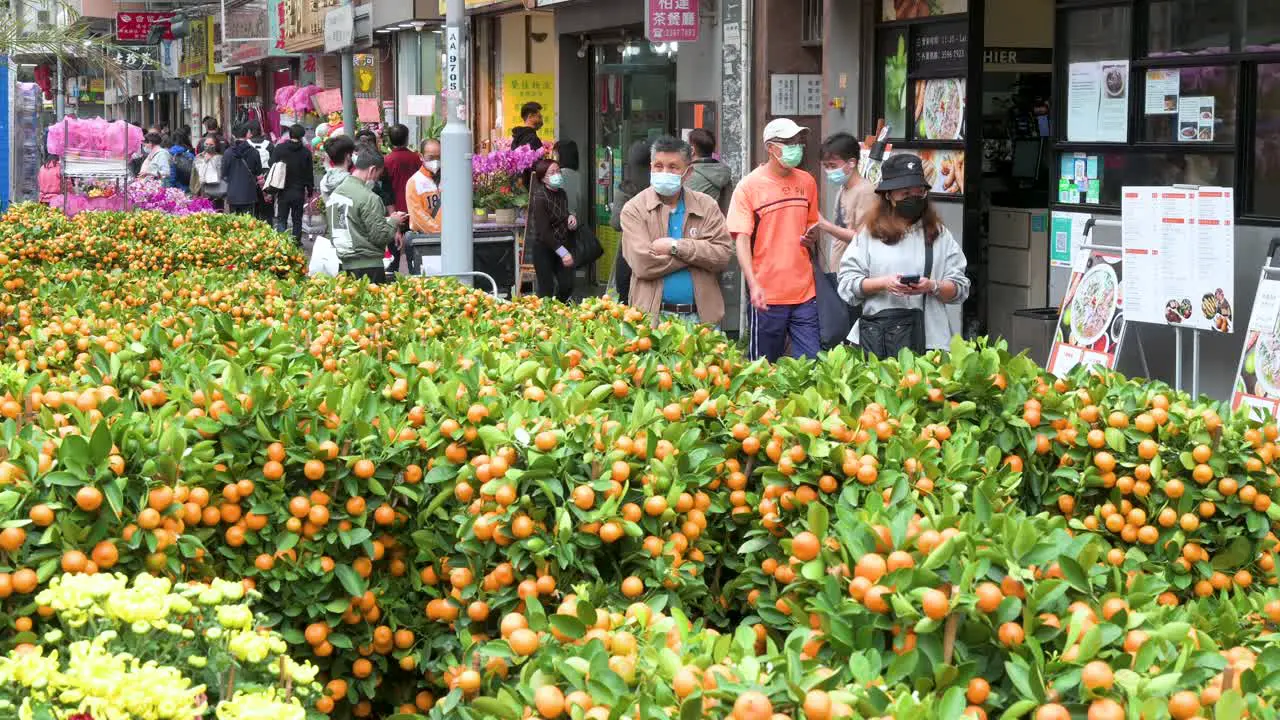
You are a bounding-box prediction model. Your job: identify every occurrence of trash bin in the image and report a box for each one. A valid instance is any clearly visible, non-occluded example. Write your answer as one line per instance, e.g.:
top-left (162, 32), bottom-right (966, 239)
top-left (1010, 308), bottom-right (1061, 365)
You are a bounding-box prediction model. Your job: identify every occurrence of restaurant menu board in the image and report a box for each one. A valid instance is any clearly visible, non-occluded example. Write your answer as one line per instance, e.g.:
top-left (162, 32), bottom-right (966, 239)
top-left (1047, 251), bottom-right (1126, 377)
top-left (1120, 186), bottom-right (1235, 332)
top-left (1067, 61), bottom-right (1130, 143)
top-left (1232, 279), bottom-right (1280, 419)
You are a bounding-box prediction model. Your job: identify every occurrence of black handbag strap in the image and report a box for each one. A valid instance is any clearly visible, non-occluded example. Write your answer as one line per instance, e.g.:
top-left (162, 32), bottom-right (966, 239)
top-left (921, 238), bottom-right (934, 310)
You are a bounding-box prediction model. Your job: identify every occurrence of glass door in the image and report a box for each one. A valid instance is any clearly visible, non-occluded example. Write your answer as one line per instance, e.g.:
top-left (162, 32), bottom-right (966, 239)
top-left (588, 38), bottom-right (677, 288)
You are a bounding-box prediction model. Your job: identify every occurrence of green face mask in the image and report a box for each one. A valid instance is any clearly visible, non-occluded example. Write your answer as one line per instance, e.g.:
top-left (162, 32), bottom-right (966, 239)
top-left (779, 144), bottom-right (804, 168)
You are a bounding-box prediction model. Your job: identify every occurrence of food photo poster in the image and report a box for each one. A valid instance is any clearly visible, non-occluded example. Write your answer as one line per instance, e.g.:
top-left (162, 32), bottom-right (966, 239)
top-left (1048, 251), bottom-right (1125, 377)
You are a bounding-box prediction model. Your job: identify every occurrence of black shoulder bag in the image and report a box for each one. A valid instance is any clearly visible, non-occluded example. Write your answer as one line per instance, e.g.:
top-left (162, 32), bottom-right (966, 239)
top-left (859, 239), bottom-right (932, 359)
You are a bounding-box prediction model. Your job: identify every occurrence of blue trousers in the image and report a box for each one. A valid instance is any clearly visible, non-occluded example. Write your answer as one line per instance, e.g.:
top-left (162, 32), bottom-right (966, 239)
top-left (749, 298), bottom-right (820, 362)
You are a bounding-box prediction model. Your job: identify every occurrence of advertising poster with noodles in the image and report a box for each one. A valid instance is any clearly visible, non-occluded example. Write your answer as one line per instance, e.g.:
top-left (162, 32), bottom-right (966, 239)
top-left (1047, 251), bottom-right (1125, 377)
top-left (1232, 278), bottom-right (1280, 419)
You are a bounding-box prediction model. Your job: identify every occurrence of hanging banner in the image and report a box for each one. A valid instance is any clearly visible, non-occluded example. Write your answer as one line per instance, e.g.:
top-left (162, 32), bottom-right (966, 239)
top-left (225, 6), bottom-right (270, 65)
top-left (179, 17), bottom-right (208, 77)
top-left (267, 0), bottom-right (295, 57)
top-left (503, 73), bottom-right (556, 138)
top-left (0, 58), bottom-right (9, 211)
top-left (160, 38), bottom-right (183, 79)
top-left (1047, 250), bottom-right (1126, 377)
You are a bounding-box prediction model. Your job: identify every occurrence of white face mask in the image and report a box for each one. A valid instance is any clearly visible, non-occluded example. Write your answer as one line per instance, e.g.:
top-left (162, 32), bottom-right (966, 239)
top-left (425, 160), bottom-right (440, 173)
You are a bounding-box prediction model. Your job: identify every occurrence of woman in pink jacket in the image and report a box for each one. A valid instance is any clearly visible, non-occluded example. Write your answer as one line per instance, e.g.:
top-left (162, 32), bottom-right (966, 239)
top-left (37, 155), bottom-right (62, 206)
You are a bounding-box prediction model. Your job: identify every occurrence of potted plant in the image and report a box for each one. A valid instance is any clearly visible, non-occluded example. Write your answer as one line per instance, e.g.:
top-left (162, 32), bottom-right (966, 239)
top-left (472, 145), bottom-right (544, 224)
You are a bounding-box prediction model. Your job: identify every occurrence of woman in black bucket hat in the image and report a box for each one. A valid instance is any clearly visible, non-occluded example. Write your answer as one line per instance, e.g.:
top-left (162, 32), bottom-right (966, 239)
top-left (835, 153), bottom-right (970, 357)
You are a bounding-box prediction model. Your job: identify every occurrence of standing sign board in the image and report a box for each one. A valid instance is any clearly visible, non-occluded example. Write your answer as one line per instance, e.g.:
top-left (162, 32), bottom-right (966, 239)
top-left (1232, 276), bottom-right (1280, 419)
top-left (1047, 250), bottom-right (1126, 377)
top-left (1120, 186), bottom-right (1236, 332)
top-left (645, 0), bottom-right (700, 43)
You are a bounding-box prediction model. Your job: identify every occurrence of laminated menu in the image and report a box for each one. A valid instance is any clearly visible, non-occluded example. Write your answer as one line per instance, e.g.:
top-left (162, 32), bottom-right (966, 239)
top-left (1120, 186), bottom-right (1235, 332)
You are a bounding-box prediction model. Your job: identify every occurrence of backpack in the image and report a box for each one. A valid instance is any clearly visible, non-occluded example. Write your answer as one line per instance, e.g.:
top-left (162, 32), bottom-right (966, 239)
top-left (248, 139), bottom-right (271, 169)
top-left (172, 151), bottom-right (194, 188)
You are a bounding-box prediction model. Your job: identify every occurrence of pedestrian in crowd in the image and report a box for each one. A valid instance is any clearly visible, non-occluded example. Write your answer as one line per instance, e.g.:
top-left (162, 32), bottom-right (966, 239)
top-left (191, 136), bottom-right (226, 208)
top-left (353, 132), bottom-right (396, 212)
top-left (817, 131), bottom-right (878, 271)
top-left (202, 116), bottom-right (220, 139)
top-left (837, 153), bottom-right (969, 357)
top-left (407, 138), bottom-right (442, 235)
top-left (527, 158), bottom-right (578, 303)
top-left (620, 136), bottom-right (733, 327)
top-left (327, 149), bottom-right (407, 285)
top-left (553, 140), bottom-right (583, 217)
top-left (405, 139), bottom-right (443, 275)
top-left (383, 124), bottom-right (420, 273)
top-left (685, 128), bottom-right (733, 213)
top-left (512, 102), bottom-right (544, 153)
top-left (138, 132), bottom-right (172, 183)
top-left (168, 130), bottom-right (195, 193)
top-left (609, 140), bottom-right (652, 305)
top-left (37, 153), bottom-right (61, 206)
top-left (244, 123), bottom-right (274, 221)
top-left (221, 123), bottom-right (264, 215)
top-left (727, 118), bottom-right (822, 362)
top-left (320, 136), bottom-right (355, 202)
top-left (269, 124), bottom-right (314, 246)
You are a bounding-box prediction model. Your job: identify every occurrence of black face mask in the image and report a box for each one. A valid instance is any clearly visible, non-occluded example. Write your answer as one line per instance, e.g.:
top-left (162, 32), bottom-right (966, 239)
top-left (894, 196), bottom-right (928, 223)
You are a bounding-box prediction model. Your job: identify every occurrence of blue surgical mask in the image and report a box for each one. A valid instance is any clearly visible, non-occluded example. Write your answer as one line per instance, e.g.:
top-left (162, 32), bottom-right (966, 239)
top-left (826, 167), bottom-right (849, 185)
top-left (651, 172), bottom-right (683, 197)
top-left (545, 173), bottom-right (564, 189)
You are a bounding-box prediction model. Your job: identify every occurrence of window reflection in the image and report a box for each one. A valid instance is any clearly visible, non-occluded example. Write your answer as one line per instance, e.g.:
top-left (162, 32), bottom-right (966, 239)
top-left (1148, 0), bottom-right (1235, 56)
top-left (1247, 0), bottom-right (1280, 51)
top-left (1255, 65), bottom-right (1280, 214)
top-left (1142, 66), bottom-right (1237, 143)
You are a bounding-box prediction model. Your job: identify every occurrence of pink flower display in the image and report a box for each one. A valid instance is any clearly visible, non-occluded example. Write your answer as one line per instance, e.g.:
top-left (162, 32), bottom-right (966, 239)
top-left (472, 146), bottom-right (544, 212)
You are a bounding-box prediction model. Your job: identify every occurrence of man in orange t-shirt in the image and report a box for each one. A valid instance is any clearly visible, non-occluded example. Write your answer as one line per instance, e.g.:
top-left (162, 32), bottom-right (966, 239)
top-left (727, 118), bottom-right (821, 361)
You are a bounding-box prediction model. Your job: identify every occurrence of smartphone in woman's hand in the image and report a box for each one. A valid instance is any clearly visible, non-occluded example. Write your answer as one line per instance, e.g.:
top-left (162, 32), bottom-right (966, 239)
top-left (900, 274), bottom-right (921, 286)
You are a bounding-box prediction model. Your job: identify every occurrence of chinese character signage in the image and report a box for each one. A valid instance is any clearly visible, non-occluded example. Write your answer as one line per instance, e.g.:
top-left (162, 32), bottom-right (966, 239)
top-left (911, 22), bottom-right (967, 77)
top-left (645, 0), bottom-right (700, 43)
top-left (504, 74), bottom-right (557, 139)
top-left (226, 6), bottom-right (270, 65)
top-left (179, 17), bottom-right (208, 77)
top-left (267, 0), bottom-right (293, 56)
top-left (116, 12), bottom-right (174, 42)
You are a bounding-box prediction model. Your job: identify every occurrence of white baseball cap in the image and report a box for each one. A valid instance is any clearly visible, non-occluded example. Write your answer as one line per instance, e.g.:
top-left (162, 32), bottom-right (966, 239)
top-left (762, 118), bottom-right (809, 143)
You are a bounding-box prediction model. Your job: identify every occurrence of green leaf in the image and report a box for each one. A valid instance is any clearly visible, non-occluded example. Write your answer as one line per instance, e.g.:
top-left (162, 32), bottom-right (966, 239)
top-left (1217, 690), bottom-right (1245, 720)
top-left (938, 687), bottom-right (965, 719)
top-left (998, 700), bottom-right (1039, 720)
top-left (808, 502), bottom-right (829, 540)
top-left (469, 698), bottom-right (518, 720)
top-left (550, 614), bottom-right (586, 640)
top-left (335, 565), bottom-right (366, 597)
top-left (1056, 556), bottom-right (1091, 594)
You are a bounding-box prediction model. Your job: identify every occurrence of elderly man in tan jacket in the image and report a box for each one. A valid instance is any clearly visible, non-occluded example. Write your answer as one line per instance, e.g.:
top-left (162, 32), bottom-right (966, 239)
top-left (620, 136), bottom-right (734, 326)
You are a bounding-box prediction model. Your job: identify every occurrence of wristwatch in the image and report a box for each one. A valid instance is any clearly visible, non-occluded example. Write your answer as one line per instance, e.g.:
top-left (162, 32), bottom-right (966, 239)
top-left (670, 240), bottom-right (681, 257)
top-left (929, 279), bottom-right (943, 298)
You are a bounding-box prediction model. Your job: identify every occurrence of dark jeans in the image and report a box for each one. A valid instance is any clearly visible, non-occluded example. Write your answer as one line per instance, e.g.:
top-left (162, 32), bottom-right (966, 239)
top-left (275, 194), bottom-right (305, 245)
top-left (344, 266), bottom-right (389, 284)
top-left (533, 243), bottom-right (575, 303)
top-left (749, 298), bottom-right (821, 362)
top-left (230, 204), bottom-right (255, 215)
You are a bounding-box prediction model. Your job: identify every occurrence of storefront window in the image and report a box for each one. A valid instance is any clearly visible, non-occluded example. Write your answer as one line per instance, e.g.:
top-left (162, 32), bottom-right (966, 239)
top-left (1246, 0), bottom-right (1280, 51)
top-left (913, 78), bottom-right (965, 140)
top-left (1063, 6), bottom-right (1131, 65)
top-left (1254, 65), bottom-right (1280, 214)
top-left (1141, 65), bottom-right (1238, 144)
top-left (1057, 151), bottom-right (1234, 206)
top-left (878, 29), bottom-right (908, 138)
top-left (1147, 0), bottom-right (1235, 57)
top-left (881, 0), bottom-right (966, 22)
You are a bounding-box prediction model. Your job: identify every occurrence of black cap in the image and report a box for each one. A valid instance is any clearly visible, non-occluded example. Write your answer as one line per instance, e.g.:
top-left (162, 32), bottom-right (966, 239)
top-left (876, 153), bottom-right (929, 193)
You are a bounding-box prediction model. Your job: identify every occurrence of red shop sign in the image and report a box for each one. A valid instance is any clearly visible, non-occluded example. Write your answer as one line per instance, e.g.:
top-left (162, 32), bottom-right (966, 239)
top-left (116, 12), bottom-right (175, 42)
top-left (644, 0), bottom-right (700, 43)
top-left (234, 76), bottom-right (260, 98)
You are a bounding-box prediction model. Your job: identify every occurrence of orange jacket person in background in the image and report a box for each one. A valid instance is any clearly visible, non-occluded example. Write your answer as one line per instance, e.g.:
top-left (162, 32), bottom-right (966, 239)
top-left (407, 139), bottom-right (442, 234)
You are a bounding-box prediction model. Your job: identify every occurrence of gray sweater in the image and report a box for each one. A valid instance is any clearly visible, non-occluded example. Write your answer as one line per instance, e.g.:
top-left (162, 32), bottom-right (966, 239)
top-left (837, 223), bottom-right (970, 350)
